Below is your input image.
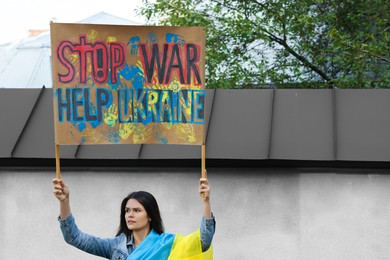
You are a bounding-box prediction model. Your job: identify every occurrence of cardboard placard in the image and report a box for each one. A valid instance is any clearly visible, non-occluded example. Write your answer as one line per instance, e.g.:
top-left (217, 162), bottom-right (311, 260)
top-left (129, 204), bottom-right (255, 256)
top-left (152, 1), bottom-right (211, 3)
top-left (51, 22), bottom-right (205, 145)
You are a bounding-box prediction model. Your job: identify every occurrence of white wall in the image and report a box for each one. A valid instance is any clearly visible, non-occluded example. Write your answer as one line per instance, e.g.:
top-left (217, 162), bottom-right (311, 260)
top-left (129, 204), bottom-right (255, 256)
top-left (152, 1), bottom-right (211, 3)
top-left (1, 167), bottom-right (390, 260)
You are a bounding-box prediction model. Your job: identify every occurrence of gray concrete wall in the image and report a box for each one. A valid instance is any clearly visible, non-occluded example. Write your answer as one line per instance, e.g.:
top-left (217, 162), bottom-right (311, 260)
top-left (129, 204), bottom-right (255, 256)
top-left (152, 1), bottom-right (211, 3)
top-left (1, 168), bottom-right (390, 260)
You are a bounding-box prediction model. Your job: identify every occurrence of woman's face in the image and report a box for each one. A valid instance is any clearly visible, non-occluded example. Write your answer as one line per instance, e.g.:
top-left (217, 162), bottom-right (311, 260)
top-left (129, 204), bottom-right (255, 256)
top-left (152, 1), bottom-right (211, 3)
top-left (125, 198), bottom-right (151, 233)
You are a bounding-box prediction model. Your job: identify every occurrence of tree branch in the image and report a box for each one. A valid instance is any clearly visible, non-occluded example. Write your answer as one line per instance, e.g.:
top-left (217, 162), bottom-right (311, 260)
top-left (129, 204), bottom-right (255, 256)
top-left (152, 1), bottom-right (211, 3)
top-left (348, 44), bottom-right (390, 63)
top-left (246, 1), bottom-right (331, 83)
top-left (276, 38), bottom-right (331, 82)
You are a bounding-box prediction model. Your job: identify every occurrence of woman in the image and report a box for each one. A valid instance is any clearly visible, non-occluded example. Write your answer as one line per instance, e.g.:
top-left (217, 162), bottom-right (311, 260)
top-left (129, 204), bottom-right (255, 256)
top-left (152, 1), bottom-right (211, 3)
top-left (53, 177), bottom-right (215, 259)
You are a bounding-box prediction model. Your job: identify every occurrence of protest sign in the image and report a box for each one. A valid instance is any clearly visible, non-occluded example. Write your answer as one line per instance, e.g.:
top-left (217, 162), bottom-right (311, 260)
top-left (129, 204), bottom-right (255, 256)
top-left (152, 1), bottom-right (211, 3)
top-left (51, 22), bottom-right (206, 146)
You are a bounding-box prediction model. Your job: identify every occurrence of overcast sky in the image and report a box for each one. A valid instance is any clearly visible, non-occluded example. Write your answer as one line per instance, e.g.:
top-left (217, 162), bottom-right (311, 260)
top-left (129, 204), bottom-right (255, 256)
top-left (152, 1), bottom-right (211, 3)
top-left (0, 0), bottom-right (145, 44)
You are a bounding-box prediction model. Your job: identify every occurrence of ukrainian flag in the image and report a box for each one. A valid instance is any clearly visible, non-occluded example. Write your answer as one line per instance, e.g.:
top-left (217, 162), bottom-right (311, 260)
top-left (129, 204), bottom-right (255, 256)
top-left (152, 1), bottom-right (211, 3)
top-left (127, 229), bottom-right (213, 260)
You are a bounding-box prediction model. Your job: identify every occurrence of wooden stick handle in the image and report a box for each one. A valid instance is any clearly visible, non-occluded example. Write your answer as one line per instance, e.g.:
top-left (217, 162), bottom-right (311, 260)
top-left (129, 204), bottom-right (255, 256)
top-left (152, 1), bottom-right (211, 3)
top-left (201, 143), bottom-right (207, 199)
top-left (55, 144), bottom-right (61, 179)
top-left (201, 143), bottom-right (206, 179)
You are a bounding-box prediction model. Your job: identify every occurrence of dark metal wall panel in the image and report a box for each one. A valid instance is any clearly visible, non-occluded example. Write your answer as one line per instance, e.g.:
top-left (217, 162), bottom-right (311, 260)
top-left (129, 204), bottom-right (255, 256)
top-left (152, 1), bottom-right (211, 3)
top-left (0, 89), bottom-right (41, 157)
top-left (206, 89), bottom-right (273, 159)
top-left (57, 145), bottom-right (79, 159)
top-left (270, 89), bottom-right (335, 160)
top-left (12, 89), bottom-right (56, 158)
top-left (3, 88), bottom-right (390, 162)
top-left (204, 89), bottom-right (215, 143)
top-left (336, 89), bottom-right (390, 161)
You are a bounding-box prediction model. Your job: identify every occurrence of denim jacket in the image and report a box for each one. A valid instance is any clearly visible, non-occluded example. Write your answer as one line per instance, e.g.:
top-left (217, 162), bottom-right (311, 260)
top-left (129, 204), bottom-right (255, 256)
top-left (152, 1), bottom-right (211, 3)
top-left (58, 213), bottom-right (215, 260)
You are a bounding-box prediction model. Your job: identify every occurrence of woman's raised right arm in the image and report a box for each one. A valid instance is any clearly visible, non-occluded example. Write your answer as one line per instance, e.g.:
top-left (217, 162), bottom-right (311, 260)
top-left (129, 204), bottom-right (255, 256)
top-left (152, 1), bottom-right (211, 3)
top-left (52, 178), bottom-right (123, 258)
top-left (53, 178), bottom-right (71, 220)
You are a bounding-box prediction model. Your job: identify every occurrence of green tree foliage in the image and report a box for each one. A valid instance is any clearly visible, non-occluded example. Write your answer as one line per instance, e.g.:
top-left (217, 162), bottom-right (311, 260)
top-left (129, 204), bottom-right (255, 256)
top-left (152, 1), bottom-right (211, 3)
top-left (140, 0), bottom-right (390, 88)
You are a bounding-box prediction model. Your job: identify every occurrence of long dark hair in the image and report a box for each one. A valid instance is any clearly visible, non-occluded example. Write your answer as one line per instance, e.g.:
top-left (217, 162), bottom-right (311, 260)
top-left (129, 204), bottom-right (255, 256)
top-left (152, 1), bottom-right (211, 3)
top-left (116, 191), bottom-right (164, 237)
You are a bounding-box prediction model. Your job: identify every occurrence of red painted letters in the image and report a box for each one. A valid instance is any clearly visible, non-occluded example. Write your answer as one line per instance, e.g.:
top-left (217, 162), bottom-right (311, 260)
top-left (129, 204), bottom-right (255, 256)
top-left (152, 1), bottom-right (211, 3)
top-left (57, 35), bottom-right (125, 84)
